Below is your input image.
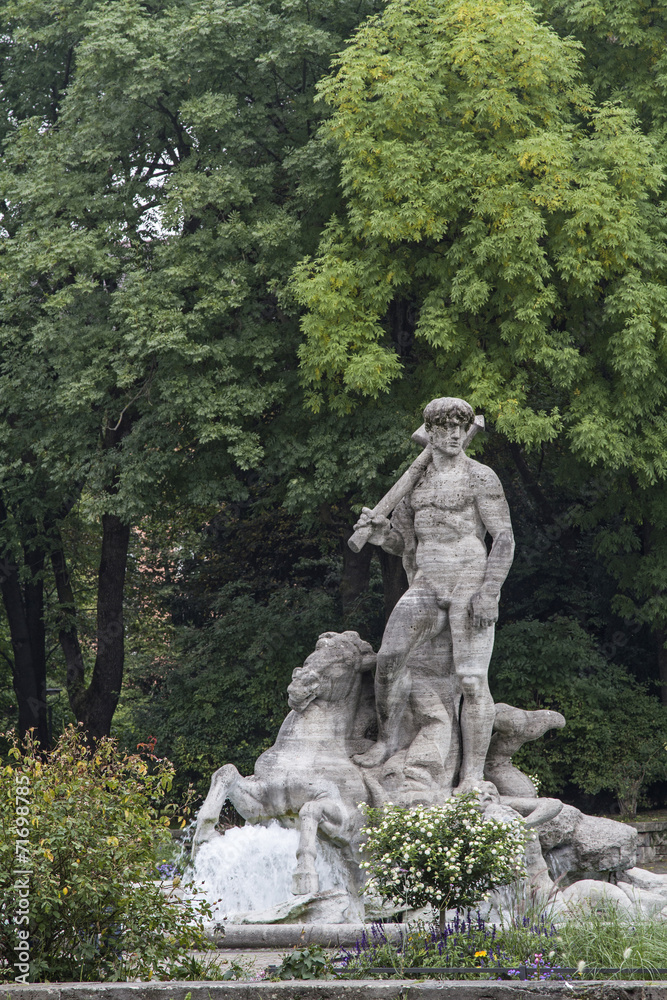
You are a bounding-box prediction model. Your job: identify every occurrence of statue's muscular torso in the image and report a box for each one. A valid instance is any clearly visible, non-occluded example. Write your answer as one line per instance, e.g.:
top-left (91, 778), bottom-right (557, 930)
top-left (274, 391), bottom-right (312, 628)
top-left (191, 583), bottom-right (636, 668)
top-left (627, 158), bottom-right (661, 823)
top-left (406, 457), bottom-right (498, 604)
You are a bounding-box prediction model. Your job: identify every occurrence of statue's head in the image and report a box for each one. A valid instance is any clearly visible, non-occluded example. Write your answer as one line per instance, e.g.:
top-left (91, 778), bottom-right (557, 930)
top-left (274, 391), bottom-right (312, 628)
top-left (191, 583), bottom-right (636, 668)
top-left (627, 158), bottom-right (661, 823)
top-left (287, 631), bottom-right (376, 712)
top-left (423, 397), bottom-right (474, 456)
top-left (423, 396), bottom-right (474, 429)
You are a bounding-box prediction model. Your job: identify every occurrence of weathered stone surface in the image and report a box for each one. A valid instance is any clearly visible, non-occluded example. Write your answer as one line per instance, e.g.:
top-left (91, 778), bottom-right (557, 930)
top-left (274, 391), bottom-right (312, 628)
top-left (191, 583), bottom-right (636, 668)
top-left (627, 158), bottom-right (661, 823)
top-left (550, 872), bottom-right (667, 919)
top-left (5, 982), bottom-right (667, 1000)
top-left (555, 878), bottom-right (635, 913)
top-left (233, 890), bottom-right (363, 925)
top-left (615, 882), bottom-right (667, 916)
top-left (538, 804), bottom-right (584, 852)
top-left (572, 815), bottom-right (638, 874)
top-left (485, 704), bottom-right (565, 797)
top-left (619, 866), bottom-right (667, 895)
top-left (194, 399), bottom-right (537, 922)
top-left (192, 395), bottom-right (642, 924)
top-left (210, 922), bottom-right (406, 948)
top-left (192, 631), bottom-right (376, 903)
top-left (540, 807), bottom-right (637, 885)
top-left (351, 397), bottom-right (514, 797)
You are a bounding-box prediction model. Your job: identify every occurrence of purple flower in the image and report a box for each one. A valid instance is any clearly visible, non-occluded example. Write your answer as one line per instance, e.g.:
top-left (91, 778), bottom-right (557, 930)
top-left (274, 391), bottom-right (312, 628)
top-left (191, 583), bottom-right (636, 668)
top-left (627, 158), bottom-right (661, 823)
top-left (156, 861), bottom-right (179, 879)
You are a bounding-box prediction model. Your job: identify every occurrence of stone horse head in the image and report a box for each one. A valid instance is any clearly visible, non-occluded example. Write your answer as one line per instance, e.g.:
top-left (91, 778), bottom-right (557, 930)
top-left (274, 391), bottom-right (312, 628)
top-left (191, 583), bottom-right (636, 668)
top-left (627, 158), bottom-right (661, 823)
top-left (287, 630), bottom-right (376, 716)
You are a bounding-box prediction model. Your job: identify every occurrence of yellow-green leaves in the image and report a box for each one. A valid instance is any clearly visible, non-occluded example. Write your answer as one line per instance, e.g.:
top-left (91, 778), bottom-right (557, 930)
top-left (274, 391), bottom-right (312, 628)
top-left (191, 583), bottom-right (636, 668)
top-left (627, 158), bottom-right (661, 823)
top-left (293, 0), bottom-right (667, 477)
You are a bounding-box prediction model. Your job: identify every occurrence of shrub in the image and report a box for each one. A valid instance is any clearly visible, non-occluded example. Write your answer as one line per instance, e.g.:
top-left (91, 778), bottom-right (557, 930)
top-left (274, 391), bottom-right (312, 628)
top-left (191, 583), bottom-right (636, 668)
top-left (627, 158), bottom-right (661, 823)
top-left (360, 794), bottom-right (527, 928)
top-left (273, 945), bottom-right (333, 980)
top-left (0, 725), bottom-right (217, 982)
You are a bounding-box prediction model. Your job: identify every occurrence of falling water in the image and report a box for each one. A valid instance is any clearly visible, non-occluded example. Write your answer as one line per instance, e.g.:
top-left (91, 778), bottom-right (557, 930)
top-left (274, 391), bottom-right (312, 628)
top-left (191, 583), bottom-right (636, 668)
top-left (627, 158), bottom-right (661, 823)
top-left (189, 820), bottom-right (348, 921)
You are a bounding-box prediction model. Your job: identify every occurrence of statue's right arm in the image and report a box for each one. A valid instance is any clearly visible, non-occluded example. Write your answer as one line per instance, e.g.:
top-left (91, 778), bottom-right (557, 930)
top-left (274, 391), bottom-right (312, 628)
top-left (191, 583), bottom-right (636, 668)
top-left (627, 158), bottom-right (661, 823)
top-left (352, 507), bottom-right (405, 555)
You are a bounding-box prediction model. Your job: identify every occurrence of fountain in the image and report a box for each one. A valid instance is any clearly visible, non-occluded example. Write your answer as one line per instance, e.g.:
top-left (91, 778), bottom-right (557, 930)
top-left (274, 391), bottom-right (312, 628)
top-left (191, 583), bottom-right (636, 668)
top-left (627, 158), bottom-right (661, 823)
top-left (191, 397), bottom-right (667, 934)
top-left (191, 822), bottom-right (350, 923)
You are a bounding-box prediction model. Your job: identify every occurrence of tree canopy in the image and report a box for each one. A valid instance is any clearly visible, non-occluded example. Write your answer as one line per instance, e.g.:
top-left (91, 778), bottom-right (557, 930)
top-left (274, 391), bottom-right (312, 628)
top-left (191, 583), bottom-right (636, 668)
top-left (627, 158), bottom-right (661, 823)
top-left (0, 0), bottom-right (383, 740)
top-left (292, 0), bottom-right (667, 707)
top-left (1, 0), bottom-right (666, 812)
top-left (295, 0), bottom-right (667, 467)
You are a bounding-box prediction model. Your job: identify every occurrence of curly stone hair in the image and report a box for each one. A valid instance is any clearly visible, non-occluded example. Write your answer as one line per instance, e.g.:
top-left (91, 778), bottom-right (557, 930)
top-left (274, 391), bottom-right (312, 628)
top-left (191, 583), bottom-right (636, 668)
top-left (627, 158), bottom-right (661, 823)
top-left (423, 396), bottom-right (474, 429)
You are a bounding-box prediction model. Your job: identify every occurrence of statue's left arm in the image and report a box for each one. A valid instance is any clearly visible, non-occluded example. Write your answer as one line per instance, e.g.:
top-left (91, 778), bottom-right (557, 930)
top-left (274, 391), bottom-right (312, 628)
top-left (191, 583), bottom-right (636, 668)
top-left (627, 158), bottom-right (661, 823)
top-left (471, 465), bottom-right (515, 628)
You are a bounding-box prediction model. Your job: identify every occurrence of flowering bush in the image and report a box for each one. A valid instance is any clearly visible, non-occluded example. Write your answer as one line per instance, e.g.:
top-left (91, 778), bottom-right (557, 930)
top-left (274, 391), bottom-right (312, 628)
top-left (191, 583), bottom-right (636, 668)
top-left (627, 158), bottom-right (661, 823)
top-left (360, 793), bottom-right (527, 920)
top-left (0, 726), bottom-right (218, 982)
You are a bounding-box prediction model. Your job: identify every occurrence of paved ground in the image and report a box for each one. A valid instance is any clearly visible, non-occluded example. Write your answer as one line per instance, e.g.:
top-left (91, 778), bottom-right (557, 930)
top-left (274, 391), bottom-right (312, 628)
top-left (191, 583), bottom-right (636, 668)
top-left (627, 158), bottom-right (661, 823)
top-left (193, 949), bottom-right (340, 980)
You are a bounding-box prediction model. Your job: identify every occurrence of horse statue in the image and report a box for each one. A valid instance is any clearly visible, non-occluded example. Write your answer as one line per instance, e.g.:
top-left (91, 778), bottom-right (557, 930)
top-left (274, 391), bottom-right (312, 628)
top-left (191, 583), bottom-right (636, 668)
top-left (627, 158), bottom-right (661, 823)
top-left (192, 631), bottom-right (376, 896)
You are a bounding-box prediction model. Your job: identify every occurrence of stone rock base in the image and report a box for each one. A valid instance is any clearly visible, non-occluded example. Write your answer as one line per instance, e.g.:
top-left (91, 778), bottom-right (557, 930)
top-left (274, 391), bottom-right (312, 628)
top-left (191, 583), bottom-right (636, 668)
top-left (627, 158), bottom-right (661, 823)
top-left (231, 889), bottom-right (363, 925)
top-left (540, 806), bottom-right (638, 885)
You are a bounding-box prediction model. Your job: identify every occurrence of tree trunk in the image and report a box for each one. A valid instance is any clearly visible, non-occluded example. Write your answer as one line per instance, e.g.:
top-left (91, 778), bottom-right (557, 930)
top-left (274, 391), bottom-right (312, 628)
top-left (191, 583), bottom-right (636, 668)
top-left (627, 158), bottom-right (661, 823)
top-left (23, 543), bottom-right (47, 739)
top-left (340, 529), bottom-right (373, 617)
top-left (0, 547), bottom-right (49, 747)
top-left (655, 626), bottom-right (667, 706)
top-left (378, 548), bottom-right (408, 621)
top-left (83, 513), bottom-right (130, 738)
top-left (51, 533), bottom-right (87, 717)
top-left (56, 513), bottom-right (130, 740)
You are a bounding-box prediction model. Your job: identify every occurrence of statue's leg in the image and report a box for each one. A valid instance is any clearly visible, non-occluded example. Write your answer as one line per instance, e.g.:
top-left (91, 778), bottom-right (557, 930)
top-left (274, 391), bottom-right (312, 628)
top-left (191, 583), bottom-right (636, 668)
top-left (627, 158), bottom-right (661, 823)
top-left (192, 764), bottom-right (242, 858)
top-left (404, 671), bottom-right (452, 789)
top-left (293, 786), bottom-right (347, 895)
top-left (486, 706), bottom-right (565, 795)
top-left (407, 632), bottom-right (461, 794)
top-left (192, 766), bottom-right (267, 858)
top-left (449, 596), bottom-right (496, 793)
top-left (226, 776), bottom-right (268, 821)
top-left (354, 583), bottom-right (444, 768)
top-left (503, 795), bottom-right (563, 827)
top-left (524, 832), bottom-right (554, 892)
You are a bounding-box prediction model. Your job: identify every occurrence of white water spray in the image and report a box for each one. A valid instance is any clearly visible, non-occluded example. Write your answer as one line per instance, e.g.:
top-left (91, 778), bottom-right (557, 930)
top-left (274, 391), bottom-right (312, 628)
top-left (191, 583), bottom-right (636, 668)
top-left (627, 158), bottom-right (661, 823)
top-left (189, 821), bottom-right (347, 922)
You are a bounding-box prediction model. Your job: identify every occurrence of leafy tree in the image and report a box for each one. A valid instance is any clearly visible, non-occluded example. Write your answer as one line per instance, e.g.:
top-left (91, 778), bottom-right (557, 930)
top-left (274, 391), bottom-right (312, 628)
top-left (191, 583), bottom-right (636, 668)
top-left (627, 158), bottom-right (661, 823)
top-left (536, 0), bottom-right (667, 134)
top-left (0, 726), bottom-right (216, 982)
top-left (0, 0), bottom-right (382, 740)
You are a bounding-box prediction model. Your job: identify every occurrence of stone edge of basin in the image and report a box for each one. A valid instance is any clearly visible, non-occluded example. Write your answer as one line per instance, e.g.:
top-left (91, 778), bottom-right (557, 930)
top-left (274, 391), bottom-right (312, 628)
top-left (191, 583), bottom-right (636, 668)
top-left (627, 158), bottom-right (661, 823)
top-left (2, 983), bottom-right (667, 1000)
top-left (208, 924), bottom-right (401, 948)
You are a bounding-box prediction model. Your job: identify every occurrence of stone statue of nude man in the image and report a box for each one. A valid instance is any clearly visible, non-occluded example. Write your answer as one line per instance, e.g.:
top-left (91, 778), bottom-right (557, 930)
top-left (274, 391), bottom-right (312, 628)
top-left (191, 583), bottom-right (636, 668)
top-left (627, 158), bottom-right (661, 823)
top-left (353, 397), bottom-right (514, 793)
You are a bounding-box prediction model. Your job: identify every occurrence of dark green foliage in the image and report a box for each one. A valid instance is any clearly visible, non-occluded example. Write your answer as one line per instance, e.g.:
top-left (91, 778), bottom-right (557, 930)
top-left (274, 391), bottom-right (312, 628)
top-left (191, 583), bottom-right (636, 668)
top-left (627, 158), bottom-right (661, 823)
top-left (292, 0), bottom-right (667, 723)
top-left (117, 492), bottom-right (388, 797)
top-left (0, 0), bottom-right (384, 739)
top-left (491, 617), bottom-right (667, 813)
top-left (273, 946), bottom-right (333, 980)
top-left (535, 0), bottom-right (667, 134)
top-left (128, 583), bottom-right (339, 795)
top-left (1, 0), bottom-right (667, 818)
